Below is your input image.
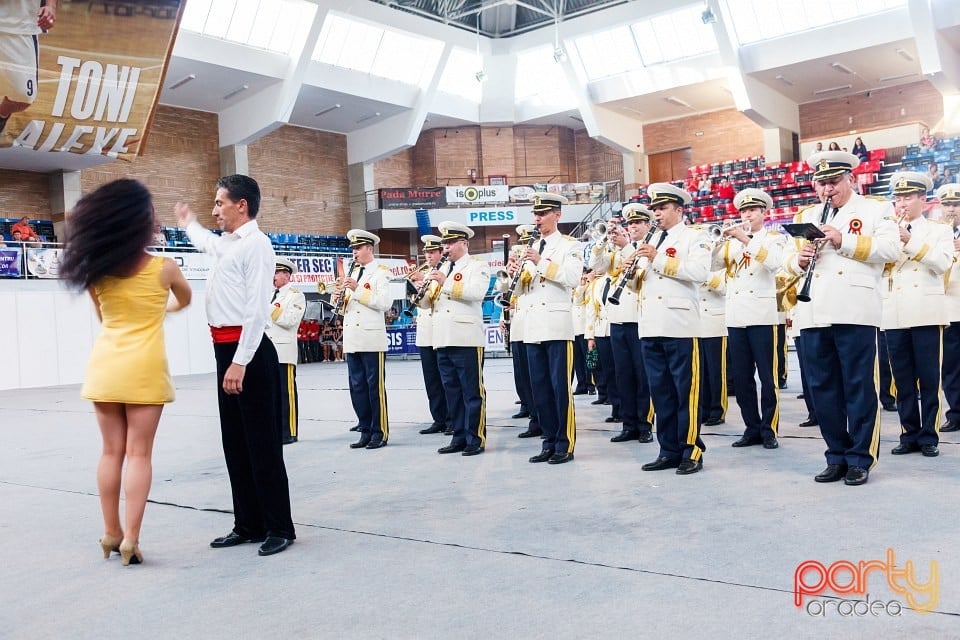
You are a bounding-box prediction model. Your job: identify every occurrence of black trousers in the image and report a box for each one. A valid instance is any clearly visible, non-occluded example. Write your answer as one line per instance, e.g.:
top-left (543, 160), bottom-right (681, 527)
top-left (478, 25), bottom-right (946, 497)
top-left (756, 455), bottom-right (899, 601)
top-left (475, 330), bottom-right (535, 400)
top-left (803, 325), bottom-right (880, 470)
top-left (610, 322), bottom-right (653, 433)
top-left (728, 325), bottom-right (779, 439)
top-left (572, 334), bottom-right (592, 393)
top-left (886, 325), bottom-right (943, 447)
top-left (213, 335), bottom-right (294, 540)
top-left (775, 323), bottom-right (788, 387)
top-left (526, 340), bottom-right (576, 454)
top-left (346, 351), bottom-right (388, 444)
top-left (795, 334), bottom-right (817, 420)
top-left (877, 330), bottom-right (896, 406)
top-left (642, 337), bottom-right (702, 462)
top-left (595, 335), bottom-right (619, 417)
top-left (278, 363), bottom-right (299, 439)
top-left (438, 346), bottom-right (486, 448)
top-left (944, 321), bottom-right (960, 426)
top-left (512, 340), bottom-right (535, 416)
top-left (419, 345), bottom-right (449, 429)
top-left (698, 336), bottom-right (727, 423)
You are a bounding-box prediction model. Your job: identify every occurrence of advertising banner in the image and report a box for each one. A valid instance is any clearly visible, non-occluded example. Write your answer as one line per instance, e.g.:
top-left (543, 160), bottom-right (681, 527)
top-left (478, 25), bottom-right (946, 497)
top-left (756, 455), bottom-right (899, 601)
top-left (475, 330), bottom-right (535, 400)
top-left (0, 1), bottom-right (184, 158)
top-left (0, 247), bottom-right (22, 277)
top-left (379, 187), bottom-right (446, 210)
top-left (386, 326), bottom-right (418, 355)
top-left (445, 185), bottom-right (509, 205)
top-left (154, 250), bottom-right (213, 281)
top-left (25, 247), bottom-right (62, 278)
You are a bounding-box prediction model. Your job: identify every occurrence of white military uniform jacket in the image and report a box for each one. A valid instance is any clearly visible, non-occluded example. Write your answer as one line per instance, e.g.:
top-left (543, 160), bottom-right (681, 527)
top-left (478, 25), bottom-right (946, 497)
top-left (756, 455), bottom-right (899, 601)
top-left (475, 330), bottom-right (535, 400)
top-left (783, 227), bottom-right (827, 337)
top-left (266, 283), bottom-right (306, 364)
top-left (699, 270), bottom-right (727, 338)
top-left (572, 283), bottom-right (588, 336)
top-left (638, 224), bottom-right (710, 338)
top-left (414, 302), bottom-right (435, 348)
top-left (342, 259), bottom-right (392, 353)
top-left (946, 225), bottom-right (960, 323)
top-left (715, 229), bottom-right (786, 328)
top-left (880, 216), bottom-right (954, 329)
top-left (517, 231), bottom-right (583, 343)
top-left (607, 242), bottom-right (642, 327)
top-left (428, 255), bottom-right (490, 348)
top-left (584, 277), bottom-right (610, 340)
top-left (506, 244), bottom-right (530, 343)
top-left (783, 194), bottom-right (900, 328)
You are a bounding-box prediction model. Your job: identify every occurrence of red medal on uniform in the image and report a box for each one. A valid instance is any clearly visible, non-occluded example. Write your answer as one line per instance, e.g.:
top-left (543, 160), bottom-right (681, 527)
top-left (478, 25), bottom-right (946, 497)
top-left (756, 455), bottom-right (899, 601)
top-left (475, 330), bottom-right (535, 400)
top-left (665, 247), bottom-right (677, 258)
top-left (364, 283), bottom-right (371, 289)
top-left (849, 219), bottom-right (863, 235)
top-left (453, 273), bottom-right (463, 281)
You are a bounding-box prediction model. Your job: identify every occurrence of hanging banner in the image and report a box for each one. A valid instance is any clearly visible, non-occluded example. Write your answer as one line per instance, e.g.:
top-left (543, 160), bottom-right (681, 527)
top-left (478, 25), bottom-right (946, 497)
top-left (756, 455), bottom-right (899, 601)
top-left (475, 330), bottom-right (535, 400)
top-left (0, 1), bottom-right (184, 158)
top-left (0, 247), bottom-right (23, 277)
top-left (379, 187), bottom-right (446, 210)
top-left (25, 247), bottom-right (62, 278)
top-left (445, 185), bottom-right (509, 205)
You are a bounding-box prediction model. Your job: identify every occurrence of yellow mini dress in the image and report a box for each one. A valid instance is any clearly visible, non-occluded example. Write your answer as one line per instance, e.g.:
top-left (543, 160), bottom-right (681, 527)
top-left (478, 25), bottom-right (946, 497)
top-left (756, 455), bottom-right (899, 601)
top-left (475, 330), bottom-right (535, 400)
top-left (81, 256), bottom-right (174, 404)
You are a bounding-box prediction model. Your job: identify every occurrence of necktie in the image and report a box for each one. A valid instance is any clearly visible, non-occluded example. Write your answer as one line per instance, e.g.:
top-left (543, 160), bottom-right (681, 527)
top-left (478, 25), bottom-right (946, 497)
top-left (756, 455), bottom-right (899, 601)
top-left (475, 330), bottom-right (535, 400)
top-left (537, 239), bottom-right (546, 254)
top-left (906, 224), bottom-right (912, 233)
top-left (654, 231), bottom-right (667, 249)
top-left (446, 260), bottom-right (454, 275)
top-left (954, 227), bottom-right (959, 240)
top-left (271, 289), bottom-right (279, 302)
top-left (601, 278), bottom-right (611, 304)
top-left (355, 266), bottom-right (365, 282)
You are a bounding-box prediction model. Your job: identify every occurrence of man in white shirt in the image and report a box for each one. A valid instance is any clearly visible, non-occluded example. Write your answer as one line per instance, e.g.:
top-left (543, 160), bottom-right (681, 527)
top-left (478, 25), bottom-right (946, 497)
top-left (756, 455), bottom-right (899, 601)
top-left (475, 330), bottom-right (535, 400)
top-left (175, 174), bottom-right (295, 557)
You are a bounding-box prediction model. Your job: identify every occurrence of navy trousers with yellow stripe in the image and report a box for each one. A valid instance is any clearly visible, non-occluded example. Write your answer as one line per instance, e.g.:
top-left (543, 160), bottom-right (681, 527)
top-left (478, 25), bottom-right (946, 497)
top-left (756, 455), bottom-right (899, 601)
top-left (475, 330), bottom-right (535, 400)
top-left (728, 325), bottom-right (779, 439)
top-left (419, 346), bottom-right (450, 430)
top-left (595, 336), bottom-right (619, 417)
top-left (795, 334), bottom-right (817, 421)
top-left (438, 346), bottom-right (486, 449)
top-left (802, 325), bottom-right (880, 470)
top-left (347, 351), bottom-right (388, 444)
top-left (944, 321), bottom-right (960, 426)
top-left (526, 340), bottom-right (576, 454)
top-left (278, 363), bottom-right (299, 440)
top-left (886, 325), bottom-right (943, 448)
top-left (642, 337), bottom-right (702, 462)
top-left (877, 330), bottom-right (896, 407)
top-left (698, 336), bottom-right (727, 424)
top-left (610, 322), bottom-right (653, 434)
top-left (776, 323), bottom-right (788, 387)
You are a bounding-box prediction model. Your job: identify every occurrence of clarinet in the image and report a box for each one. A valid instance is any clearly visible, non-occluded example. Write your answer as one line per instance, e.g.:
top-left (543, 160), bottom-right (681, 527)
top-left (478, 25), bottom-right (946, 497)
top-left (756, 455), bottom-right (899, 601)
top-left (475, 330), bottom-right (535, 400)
top-left (500, 235), bottom-right (512, 355)
top-left (402, 256), bottom-right (448, 317)
top-left (499, 227), bottom-right (541, 307)
top-left (608, 221), bottom-right (659, 305)
top-left (796, 197), bottom-right (832, 303)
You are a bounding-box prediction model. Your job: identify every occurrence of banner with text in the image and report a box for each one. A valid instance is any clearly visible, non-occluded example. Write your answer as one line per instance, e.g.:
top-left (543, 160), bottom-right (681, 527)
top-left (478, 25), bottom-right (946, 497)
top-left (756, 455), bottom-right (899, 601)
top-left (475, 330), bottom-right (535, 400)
top-left (379, 187), bottom-right (446, 210)
top-left (25, 247), bottom-right (62, 278)
top-left (445, 185), bottom-right (509, 205)
top-left (0, 248), bottom-right (23, 277)
top-left (0, 1), bottom-right (183, 159)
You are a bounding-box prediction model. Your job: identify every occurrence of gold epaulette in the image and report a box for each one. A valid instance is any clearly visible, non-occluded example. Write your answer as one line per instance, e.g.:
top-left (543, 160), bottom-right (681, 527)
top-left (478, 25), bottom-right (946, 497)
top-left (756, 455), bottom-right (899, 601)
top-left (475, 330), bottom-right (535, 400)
top-left (378, 264), bottom-right (390, 271)
top-left (863, 194), bottom-right (889, 202)
top-left (290, 287), bottom-right (300, 293)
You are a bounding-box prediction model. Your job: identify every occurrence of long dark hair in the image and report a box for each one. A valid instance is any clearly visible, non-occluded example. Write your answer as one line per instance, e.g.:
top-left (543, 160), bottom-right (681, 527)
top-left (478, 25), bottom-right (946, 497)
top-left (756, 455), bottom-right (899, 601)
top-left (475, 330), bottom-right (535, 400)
top-left (59, 179), bottom-right (155, 290)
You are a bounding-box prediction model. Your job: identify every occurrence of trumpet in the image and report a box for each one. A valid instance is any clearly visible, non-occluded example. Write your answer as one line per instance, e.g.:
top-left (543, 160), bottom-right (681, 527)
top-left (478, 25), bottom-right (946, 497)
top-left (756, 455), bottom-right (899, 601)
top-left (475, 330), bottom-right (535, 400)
top-left (701, 220), bottom-right (752, 242)
top-left (331, 259), bottom-right (356, 316)
top-left (402, 256), bottom-right (448, 317)
top-left (392, 261), bottom-right (432, 282)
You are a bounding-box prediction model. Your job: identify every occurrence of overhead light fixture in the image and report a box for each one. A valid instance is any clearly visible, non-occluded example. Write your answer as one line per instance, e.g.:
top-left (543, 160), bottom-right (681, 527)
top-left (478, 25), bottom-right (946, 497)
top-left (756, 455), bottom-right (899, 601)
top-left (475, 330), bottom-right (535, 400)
top-left (775, 74), bottom-right (794, 86)
top-left (831, 62), bottom-right (855, 75)
top-left (314, 104), bottom-right (341, 117)
top-left (813, 84), bottom-right (852, 95)
top-left (475, 70), bottom-right (487, 83)
top-left (665, 96), bottom-right (693, 109)
top-left (879, 72), bottom-right (917, 83)
top-left (356, 112), bottom-right (381, 124)
top-left (168, 74), bottom-right (196, 90)
top-left (223, 84), bottom-right (249, 100)
top-left (896, 48), bottom-right (915, 62)
top-left (553, 46), bottom-right (567, 64)
top-left (701, 8), bottom-right (716, 24)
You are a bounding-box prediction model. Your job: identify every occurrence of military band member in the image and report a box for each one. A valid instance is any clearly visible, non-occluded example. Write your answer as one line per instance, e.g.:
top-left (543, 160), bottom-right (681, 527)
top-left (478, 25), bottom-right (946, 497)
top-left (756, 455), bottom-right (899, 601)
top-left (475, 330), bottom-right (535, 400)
top-left (699, 246), bottom-right (729, 429)
top-left (507, 224), bottom-right (542, 438)
top-left (637, 183), bottom-right (710, 474)
top-left (422, 222), bottom-right (491, 456)
top-left (883, 172), bottom-right (953, 457)
top-left (340, 229), bottom-right (393, 450)
top-left (410, 235), bottom-right (451, 436)
top-left (583, 268), bottom-right (611, 406)
top-left (719, 189), bottom-right (786, 450)
top-left (938, 183), bottom-right (960, 433)
top-left (512, 193), bottom-right (583, 464)
top-left (587, 223), bottom-right (620, 421)
top-left (781, 274), bottom-right (819, 428)
top-left (608, 204), bottom-right (655, 443)
top-left (782, 151), bottom-right (900, 485)
top-left (266, 258), bottom-right (306, 444)
top-left (571, 270), bottom-right (594, 395)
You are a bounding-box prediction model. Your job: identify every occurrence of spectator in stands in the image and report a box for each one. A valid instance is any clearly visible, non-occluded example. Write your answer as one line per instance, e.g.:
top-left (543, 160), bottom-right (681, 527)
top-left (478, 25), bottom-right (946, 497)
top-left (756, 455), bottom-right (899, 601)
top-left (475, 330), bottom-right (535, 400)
top-left (11, 216), bottom-right (40, 243)
top-left (828, 142), bottom-right (841, 151)
top-left (851, 137), bottom-right (869, 162)
top-left (698, 175), bottom-right (712, 197)
top-left (152, 223), bottom-right (167, 246)
top-left (717, 178), bottom-right (735, 202)
top-left (940, 167), bottom-right (954, 192)
top-left (929, 162), bottom-right (941, 192)
top-left (333, 317), bottom-right (344, 361)
top-left (321, 318), bottom-right (335, 362)
top-left (815, 142), bottom-right (823, 152)
top-left (919, 126), bottom-right (936, 153)
top-left (297, 318), bottom-right (310, 363)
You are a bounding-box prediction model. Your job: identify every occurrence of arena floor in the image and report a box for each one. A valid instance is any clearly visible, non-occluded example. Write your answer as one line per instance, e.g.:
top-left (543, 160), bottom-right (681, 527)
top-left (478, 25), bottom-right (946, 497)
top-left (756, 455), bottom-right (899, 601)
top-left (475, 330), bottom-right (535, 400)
top-left (1, 354), bottom-right (957, 638)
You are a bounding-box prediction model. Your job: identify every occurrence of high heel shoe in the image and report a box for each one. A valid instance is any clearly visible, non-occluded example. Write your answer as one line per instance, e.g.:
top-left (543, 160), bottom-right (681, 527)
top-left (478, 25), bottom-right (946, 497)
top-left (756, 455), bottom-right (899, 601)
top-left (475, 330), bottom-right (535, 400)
top-left (99, 534), bottom-right (122, 559)
top-left (119, 540), bottom-right (143, 566)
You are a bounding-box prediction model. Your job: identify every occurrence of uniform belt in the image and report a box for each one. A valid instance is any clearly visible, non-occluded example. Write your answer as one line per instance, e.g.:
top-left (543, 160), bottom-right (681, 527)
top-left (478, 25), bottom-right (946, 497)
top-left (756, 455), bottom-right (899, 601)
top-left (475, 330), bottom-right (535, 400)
top-left (210, 325), bottom-right (243, 343)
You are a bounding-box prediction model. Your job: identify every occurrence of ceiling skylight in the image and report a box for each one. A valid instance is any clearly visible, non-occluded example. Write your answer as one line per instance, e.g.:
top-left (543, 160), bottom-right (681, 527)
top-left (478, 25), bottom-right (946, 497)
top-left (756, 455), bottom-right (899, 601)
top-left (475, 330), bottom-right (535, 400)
top-left (181, 0), bottom-right (316, 56)
top-left (722, 0), bottom-right (907, 45)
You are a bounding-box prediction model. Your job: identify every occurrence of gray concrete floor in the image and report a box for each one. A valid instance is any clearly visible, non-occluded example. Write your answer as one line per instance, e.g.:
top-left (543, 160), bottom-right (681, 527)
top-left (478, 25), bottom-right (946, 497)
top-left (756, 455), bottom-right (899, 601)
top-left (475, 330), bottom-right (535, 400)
top-left (1, 353), bottom-right (958, 639)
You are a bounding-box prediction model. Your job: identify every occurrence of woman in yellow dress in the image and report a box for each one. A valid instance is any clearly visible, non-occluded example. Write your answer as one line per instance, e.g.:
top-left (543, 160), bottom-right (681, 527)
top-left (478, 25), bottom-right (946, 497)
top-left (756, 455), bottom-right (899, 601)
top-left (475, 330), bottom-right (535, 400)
top-left (60, 179), bottom-right (192, 566)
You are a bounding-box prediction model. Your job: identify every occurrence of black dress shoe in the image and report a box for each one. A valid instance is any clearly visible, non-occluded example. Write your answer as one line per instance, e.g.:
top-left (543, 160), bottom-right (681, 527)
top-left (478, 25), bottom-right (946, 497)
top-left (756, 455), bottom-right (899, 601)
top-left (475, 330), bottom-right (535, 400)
top-left (610, 431), bottom-right (639, 443)
top-left (210, 531), bottom-right (265, 548)
top-left (676, 458), bottom-right (703, 475)
top-left (844, 466), bottom-right (869, 486)
top-left (517, 428), bottom-right (543, 438)
top-left (590, 398), bottom-right (606, 405)
top-left (529, 450), bottom-right (554, 463)
top-left (798, 417), bottom-right (819, 427)
top-left (349, 425), bottom-right (361, 432)
top-left (587, 388), bottom-right (597, 395)
top-left (882, 402), bottom-right (897, 412)
top-left (891, 442), bottom-right (920, 455)
top-left (703, 417), bottom-right (725, 427)
top-left (641, 456), bottom-right (680, 471)
top-left (796, 393), bottom-right (805, 400)
top-left (349, 438), bottom-right (371, 449)
top-left (438, 443), bottom-right (467, 454)
top-left (941, 421), bottom-right (960, 432)
top-left (604, 415), bottom-right (622, 423)
top-left (921, 444), bottom-right (939, 457)
top-left (511, 410), bottom-right (530, 419)
top-left (419, 424), bottom-right (445, 434)
top-left (572, 389), bottom-right (588, 396)
top-left (365, 440), bottom-right (387, 449)
top-left (638, 431), bottom-right (654, 443)
top-left (547, 452), bottom-right (574, 464)
top-left (282, 436), bottom-right (297, 445)
top-left (462, 445), bottom-right (484, 456)
top-left (762, 436), bottom-right (779, 449)
top-left (731, 435), bottom-right (762, 448)
top-left (814, 464), bottom-right (847, 483)
top-left (443, 427), bottom-right (454, 435)
top-left (778, 381), bottom-right (788, 389)
top-left (258, 536), bottom-right (293, 556)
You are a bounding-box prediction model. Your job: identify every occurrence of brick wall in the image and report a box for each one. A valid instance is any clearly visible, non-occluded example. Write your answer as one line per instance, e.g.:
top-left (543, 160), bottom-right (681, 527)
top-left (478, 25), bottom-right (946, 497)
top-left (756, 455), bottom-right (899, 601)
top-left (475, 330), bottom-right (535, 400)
top-left (798, 80), bottom-right (943, 141)
top-left (247, 124), bottom-right (350, 235)
top-left (479, 126), bottom-right (516, 179)
top-left (412, 130), bottom-right (437, 186)
top-left (81, 106), bottom-right (221, 227)
top-left (642, 109), bottom-right (765, 167)
top-left (514, 125), bottom-right (576, 183)
top-left (0, 170), bottom-right (50, 219)
top-left (574, 130), bottom-right (624, 183)
top-left (372, 147), bottom-right (413, 189)
top-left (434, 127), bottom-right (482, 186)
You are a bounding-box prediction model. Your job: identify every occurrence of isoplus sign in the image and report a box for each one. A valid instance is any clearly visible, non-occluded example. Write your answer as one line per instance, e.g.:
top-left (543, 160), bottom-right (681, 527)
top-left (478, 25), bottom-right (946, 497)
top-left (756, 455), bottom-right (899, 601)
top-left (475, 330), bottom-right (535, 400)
top-left (794, 549), bottom-right (938, 616)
